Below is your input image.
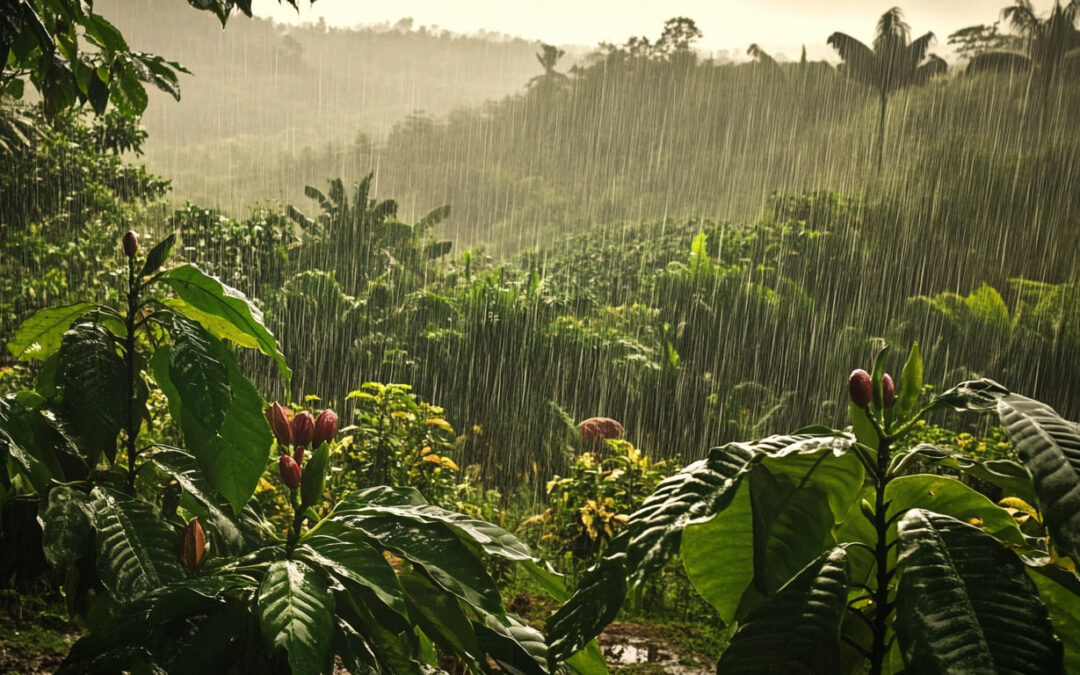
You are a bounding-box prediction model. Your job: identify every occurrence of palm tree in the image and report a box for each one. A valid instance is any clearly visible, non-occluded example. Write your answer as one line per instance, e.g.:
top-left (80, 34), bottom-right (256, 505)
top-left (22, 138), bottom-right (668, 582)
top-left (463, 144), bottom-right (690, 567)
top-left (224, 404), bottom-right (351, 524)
top-left (967, 1), bottom-right (1080, 88)
top-left (528, 44), bottom-right (568, 90)
top-left (827, 7), bottom-right (947, 174)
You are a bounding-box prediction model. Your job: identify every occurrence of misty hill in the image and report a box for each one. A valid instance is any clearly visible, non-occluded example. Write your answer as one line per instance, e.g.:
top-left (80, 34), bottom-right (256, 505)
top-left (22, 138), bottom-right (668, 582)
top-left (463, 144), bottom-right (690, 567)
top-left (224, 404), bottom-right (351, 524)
top-left (97, 0), bottom-right (547, 152)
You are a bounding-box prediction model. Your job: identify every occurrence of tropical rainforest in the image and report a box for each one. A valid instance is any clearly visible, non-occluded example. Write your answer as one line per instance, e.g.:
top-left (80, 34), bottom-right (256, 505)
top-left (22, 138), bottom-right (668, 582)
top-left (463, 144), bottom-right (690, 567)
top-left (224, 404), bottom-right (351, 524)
top-left (2, 0), bottom-right (1080, 673)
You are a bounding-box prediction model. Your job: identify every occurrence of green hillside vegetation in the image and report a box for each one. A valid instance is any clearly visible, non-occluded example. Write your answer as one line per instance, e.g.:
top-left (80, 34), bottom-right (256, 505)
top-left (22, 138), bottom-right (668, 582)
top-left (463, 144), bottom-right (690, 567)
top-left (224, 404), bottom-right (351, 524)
top-left (3, 2), bottom-right (1080, 673)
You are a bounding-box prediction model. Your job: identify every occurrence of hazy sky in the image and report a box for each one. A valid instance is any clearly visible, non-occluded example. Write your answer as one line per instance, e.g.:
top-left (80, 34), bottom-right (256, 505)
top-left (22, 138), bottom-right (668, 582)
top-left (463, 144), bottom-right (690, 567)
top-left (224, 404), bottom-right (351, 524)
top-left (253, 0), bottom-right (1043, 60)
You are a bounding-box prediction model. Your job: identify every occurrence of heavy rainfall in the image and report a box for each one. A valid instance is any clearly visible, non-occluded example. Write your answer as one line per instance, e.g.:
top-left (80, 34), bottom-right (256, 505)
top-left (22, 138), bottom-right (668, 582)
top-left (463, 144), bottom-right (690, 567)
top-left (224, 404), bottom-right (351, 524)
top-left (1, 0), bottom-right (1079, 673)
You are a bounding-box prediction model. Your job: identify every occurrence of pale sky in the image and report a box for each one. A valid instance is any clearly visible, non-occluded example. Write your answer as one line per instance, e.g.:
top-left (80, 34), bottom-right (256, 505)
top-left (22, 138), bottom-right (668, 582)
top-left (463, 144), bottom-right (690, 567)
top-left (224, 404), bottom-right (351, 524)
top-left (252, 0), bottom-right (1048, 60)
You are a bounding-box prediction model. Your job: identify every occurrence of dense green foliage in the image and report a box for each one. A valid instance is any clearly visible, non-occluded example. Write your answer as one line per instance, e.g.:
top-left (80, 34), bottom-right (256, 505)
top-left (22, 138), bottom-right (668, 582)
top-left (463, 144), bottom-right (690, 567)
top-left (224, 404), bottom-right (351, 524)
top-left (3, 1), bottom-right (1080, 672)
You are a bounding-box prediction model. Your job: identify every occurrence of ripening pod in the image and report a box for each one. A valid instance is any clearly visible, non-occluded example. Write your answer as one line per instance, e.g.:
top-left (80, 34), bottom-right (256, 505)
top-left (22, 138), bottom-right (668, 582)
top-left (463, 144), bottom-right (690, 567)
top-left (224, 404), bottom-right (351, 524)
top-left (178, 517), bottom-right (206, 570)
top-left (279, 454), bottom-right (302, 489)
top-left (122, 231), bottom-right (139, 258)
top-left (577, 417), bottom-right (624, 441)
top-left (882, 374), bottom-right (896, 408)
top-left (312, 409), bottom-right (338, 448)
top-left (291, 411), bottom-right (315, 448)
top-left (265, 403), bottom-right (293, 447)
top-left (849, 369), bottom-right (873, 408)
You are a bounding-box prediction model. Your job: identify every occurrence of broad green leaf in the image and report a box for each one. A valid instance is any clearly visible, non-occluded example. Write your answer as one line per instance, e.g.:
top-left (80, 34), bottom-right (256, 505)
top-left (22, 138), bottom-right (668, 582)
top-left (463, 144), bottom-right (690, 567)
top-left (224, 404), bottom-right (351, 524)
top-left (58, 323), bottom-right (126, 465)
top-left (895, 509), bottom-right (1062, 674)
top-left (886, 475), bottom-right (1025, 547)
top-left (331, 489), bottom-right (565, 600)
top-left (683, 442), bottom-right (861, 622)
top-left (258, 559), bottom-right (335, 674)
top-left (152, 342), bottom-right (271, 514)
top-left (896, 341), bottom-right (923, 421)
top-left (334, 514), bottom-right (505, 619)
top-left (750, 465), bottom-right (836, 594)
top-left (547, 431), bottom-right (845, 662)
top-left (297, 533), bottom-right (407, 618)
top-left (0, 396), bottom-right (56, 492)
top-left (334, 618), bottom-right (381, 675)
top-left (896, 444), bottom-right (1037, 504)
top-left (7, 303), bottom-right (96, 360)
top-left (566, 640), bottom-right (609, 675)
top-left (147, 447), bottom-right (247, 555)
top-left (160, 264), bottom-right (290, 386)
top-left (716, 548), bottom-right (848, 674)
top-left (40, 486), bottom-right (93, 572)
top-left (140, 233), bottom-right (176, 277)
top-left (1031, 568), bottom-right (1080, 673)
top-left (168, 314), bottom-right (231, 434)
top-left (91, 488), bottom-right (186, 603)
top-left (546, 552), bottom-right (626, 664)
top-left (398, 570), bottom-right (485, 669)
top-left (682, 480), bottom-right (754, 623)
top-left (474, 611), bottom-right (548, 675)
top-left (993, 392), bottom-right (1080, 562)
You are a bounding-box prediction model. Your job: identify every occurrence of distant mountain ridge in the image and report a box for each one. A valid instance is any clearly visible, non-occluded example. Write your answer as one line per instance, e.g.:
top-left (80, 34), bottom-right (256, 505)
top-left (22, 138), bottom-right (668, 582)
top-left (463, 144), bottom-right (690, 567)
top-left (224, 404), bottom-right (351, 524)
top-left (97, 0), bottom-right (550, 148)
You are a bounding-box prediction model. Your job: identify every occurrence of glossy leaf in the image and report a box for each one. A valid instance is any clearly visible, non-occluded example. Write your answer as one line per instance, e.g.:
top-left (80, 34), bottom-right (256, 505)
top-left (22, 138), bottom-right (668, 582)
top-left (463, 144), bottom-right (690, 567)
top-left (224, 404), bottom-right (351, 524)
top-left (749, 465), bottom-right (836, 594)
top-left (168, 314), bottom-right (231, 434)
top-left (91, 488), bottom-right (186, 603)
top-left (547, 431), bottom-right (848, 662)
top-left (296, 532), bottom-right (408, 618)
top-left (994, 392), bottom-right (1080, 562)
top-left (7, 303), bottom-right (96, 360)
top-left (1031, 568), bottom-right (1080, 673)
top-left (895, 341), bottom-right (923, 421)
top-left (895, 509), bottom-right (1062, 674)
top-left (258, 559), bottom-right (335, 674)
top-left (160, 264), bottom-right (290, 386)
top-left (716, 548), bottom-right (849, 674)
top-left (152, 342), bottom-right (271, 514)
top-left (333, 513), bottom-right (506, 619)
top-left (147, 447), bottom-right (249, 555)
top-left (331, 488), bottom-right (564, 600)
top-left (140, 233), bottom-right (176, 277)
top-left (58, 322), bottom-right (126, 465)
top-left (886, 475), bottom-right (1026, 548)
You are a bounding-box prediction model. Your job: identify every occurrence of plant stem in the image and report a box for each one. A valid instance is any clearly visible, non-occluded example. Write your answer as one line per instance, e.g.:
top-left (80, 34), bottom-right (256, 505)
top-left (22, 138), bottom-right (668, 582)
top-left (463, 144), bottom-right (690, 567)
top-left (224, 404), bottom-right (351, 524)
top-left (868, 437), bottom-right (893, 675)
top-left (124, 257), bottom-right (140, 494)
top-left (286, 490), bottom-right (304, 552)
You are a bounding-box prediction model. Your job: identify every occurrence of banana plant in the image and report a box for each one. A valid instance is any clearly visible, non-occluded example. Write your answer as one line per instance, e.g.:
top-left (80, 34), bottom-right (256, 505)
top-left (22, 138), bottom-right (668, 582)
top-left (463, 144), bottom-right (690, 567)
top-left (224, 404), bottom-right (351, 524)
top-left (547, 342), bottom-right (1080, 673)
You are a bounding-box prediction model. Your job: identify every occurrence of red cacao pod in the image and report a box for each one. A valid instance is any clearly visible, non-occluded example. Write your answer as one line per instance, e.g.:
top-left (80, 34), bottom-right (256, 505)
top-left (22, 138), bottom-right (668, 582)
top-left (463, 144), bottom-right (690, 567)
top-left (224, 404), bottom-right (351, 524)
top-left (291, 411), bottom-right (315, 448)
top-left (312, 409), bottom-right (338, 448)
top-left (122, 231), bottom-right (138, 258)
top-left (849, 369), bottom-right (873, 408)
top-left (178, 517), bottom-right (206, 569)
top-left (577, 417), bottom-right (624, 441)
top-left (279, 455), bottom-right (302, 489)
top-left (265, 403), bottom-right (293, 447)
top-left (882, 374), bottom-right (896, 408)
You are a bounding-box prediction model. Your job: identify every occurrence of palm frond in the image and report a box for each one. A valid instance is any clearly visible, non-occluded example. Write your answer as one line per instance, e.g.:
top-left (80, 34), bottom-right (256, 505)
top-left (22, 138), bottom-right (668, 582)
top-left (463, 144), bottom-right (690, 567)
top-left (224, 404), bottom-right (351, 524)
top-left (912, 54), bottom-right (948, 84)
top-left (748, 43), bottom-right (779, 68)
top-left (908, 31), bottom-right (936, 65)
top-left (875, 6), bottom-right (911, 53)
top-left (1003, 1), bottom-right (1041, 37)
top-left (965, 50), bottom-right (1033, 74)
top-left (827, 32), bottom-right (878, 88)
